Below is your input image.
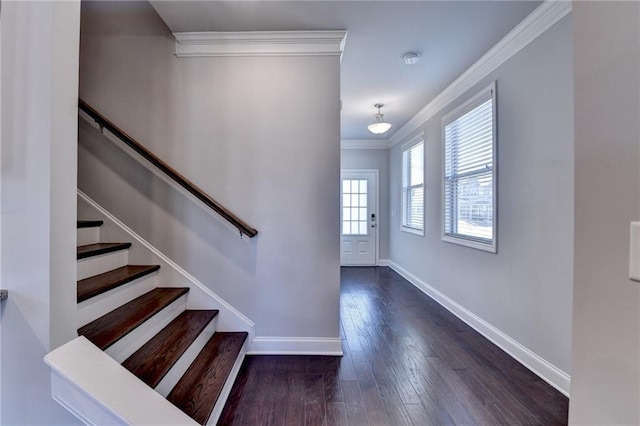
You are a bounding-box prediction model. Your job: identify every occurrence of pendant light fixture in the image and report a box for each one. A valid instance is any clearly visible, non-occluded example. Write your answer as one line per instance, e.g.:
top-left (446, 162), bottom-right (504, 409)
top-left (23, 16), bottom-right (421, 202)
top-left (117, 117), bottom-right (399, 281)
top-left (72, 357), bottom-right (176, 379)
top-left (367, 103), bottom-right (392, 135)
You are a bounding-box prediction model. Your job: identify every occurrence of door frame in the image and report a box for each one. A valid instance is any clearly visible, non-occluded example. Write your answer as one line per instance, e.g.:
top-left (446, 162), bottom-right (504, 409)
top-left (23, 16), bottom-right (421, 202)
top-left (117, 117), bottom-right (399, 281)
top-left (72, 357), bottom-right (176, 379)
top-left (340, 169), bottom-right (380, 266)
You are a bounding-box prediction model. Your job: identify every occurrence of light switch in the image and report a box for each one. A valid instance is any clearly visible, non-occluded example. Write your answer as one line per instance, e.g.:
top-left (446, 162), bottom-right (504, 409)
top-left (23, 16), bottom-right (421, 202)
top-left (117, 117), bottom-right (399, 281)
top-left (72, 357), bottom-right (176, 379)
top-left (630, 222), bottom-right (640, 281)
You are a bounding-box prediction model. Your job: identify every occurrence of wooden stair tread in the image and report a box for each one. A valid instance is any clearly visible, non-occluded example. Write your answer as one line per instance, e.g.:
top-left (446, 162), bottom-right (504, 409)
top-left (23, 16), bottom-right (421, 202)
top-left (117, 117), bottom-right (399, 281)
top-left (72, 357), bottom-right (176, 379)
top-left (77, 220), bottom-right (104, 228)
top-left (77, 242), bottom-right (131, 260)
top-left (77, 265), bottom-right (160, 303)
top-left (78, 288), bottom-right (188, 350)
top-left (167, 332), bottom-right (248, 425)
top-left (122, 310), bottom-right (219, 388)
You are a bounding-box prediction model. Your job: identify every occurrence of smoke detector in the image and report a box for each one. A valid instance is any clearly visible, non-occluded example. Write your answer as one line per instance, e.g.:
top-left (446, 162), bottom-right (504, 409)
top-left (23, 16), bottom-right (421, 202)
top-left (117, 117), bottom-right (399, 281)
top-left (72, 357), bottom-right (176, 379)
top-left (403, 52), bottom-right (421, 65)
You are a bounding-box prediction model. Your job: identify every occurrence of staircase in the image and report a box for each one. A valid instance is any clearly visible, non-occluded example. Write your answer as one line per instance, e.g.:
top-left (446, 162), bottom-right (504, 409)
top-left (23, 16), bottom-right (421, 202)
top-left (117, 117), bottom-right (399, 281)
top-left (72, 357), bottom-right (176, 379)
top-left (72, 219), bottom-right (247, 425)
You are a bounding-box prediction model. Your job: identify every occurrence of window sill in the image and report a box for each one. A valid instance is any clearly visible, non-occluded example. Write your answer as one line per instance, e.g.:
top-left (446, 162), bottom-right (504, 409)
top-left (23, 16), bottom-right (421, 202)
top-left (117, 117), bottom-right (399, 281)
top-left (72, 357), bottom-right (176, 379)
top-left (442, 235), bottom-right (496, 253)
top-left (401, 226), bottom-right (424, 236)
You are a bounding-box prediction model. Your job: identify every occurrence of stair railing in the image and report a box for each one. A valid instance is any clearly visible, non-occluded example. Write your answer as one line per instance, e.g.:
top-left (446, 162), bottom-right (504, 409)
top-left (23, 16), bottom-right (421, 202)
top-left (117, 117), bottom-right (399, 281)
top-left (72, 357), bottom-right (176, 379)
top-left (78, 99), bottom-right (258, 239)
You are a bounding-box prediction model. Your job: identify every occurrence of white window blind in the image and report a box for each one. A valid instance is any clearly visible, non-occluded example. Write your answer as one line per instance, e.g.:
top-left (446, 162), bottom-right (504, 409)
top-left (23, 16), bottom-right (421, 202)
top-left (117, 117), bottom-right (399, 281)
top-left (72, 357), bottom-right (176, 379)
top-left (443, 84), bottom-right (496, 252)
top-left (402, 140), bottom-right (424, 235)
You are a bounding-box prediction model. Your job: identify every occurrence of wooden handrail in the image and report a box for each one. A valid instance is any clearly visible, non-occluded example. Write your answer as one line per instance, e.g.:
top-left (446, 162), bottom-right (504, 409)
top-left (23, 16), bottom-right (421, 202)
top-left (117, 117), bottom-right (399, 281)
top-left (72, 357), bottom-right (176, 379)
top-left (79, 99), bottom-right (258, 238)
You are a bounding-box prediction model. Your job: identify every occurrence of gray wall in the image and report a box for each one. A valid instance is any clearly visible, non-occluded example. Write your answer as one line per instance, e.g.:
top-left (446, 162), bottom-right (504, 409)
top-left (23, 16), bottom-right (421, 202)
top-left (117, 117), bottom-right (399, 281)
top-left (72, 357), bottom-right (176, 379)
top-left (78, 1), bottom-right (341, 340)
top-left (341, 148), bottom-right (390, 260)
top-left (388, 16), bottom-right (573, 375)
top-left (569, 2), bottom-right (640, 424)
top-left (1, 1), bottom-right (81, 423)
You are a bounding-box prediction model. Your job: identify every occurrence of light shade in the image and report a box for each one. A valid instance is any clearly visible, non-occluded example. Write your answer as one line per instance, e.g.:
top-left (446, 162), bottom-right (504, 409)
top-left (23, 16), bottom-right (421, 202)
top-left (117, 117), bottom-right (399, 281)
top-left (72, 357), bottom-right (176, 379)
top-left (367, 103), bottom-right (392, 135)
top-left (368, 120), bottom-right (392, 134)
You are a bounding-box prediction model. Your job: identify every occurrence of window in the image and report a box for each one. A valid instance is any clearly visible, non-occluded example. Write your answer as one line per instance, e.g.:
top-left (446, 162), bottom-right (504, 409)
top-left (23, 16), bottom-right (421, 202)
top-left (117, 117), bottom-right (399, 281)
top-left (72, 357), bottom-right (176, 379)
top-left (442, 83), bottom-right (497, 252)
top-left (342, 179), bottom-right (368, 235)
top-left (401, 138), bottom-right (424, 235)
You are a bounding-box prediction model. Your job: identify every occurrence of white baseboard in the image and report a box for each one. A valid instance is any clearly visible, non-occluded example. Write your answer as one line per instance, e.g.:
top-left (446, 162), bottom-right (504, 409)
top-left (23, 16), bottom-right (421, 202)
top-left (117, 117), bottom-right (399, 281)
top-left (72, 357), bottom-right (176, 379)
top-left (378, 259), bottom-right (390, 266)
top-left (248, 337), bottom-right (343, 356)
top-left (386, 260), bottom-right (571, 397)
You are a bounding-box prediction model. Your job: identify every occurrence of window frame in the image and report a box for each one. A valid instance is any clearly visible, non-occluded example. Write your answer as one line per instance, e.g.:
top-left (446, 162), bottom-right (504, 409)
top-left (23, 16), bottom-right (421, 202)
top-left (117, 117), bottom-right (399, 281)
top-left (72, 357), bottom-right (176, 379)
top-left (401, 135), bottom-right (425, 236)
top-left (441, 82), bottom-right (497, 253)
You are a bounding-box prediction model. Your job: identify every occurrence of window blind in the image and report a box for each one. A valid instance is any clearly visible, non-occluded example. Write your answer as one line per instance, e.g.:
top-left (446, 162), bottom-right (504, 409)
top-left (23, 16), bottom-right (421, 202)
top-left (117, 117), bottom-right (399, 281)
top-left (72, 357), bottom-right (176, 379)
top-left (402, 141), bottom-right (424, 233)
top-left (444, 92), bottom-right (495, 245)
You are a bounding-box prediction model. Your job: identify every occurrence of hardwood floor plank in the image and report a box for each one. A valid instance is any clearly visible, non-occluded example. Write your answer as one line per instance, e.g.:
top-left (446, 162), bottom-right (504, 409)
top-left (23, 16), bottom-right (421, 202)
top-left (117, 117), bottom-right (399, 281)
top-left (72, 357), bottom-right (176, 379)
top-left (359, 381), bottom-right (392, 426)
top-left (122, 310), bottom-right (217, 388)
top-left (306, 356), bottom-right (324, 375)
top-left (429, 325), bottom-right (555, 425)
top-left (220, 267), bottom-right (569, 425)
top-left (265, 362), bottom-right (289, 424)
top-left (335, 340), bottom-right (358, 382)
top-left (217, 359), bottom-right (252, 425)
top-left (341, 380), bottom-right (369, 426)
top-left (167, 332), bottom-right (247, 425)
top-left (458, 330), bottom-right (569, 423)
top-left (284, 371), bottom-right (306, 426)
top-left (322, 356), bottom-right (344, 402)
top-left (78, 287), bottom-right (188, 350)
top-left (405, 402), bottom-right (455, 426)
top-left (454, 369), bottom-right (526, 425)
top-left (76, 242), bottom-right (131, 259)
top-left (77, 220), bottom-right (103, 228)
top-left (77, 264), bottom-right (160, 303)
top-left (369, 365), bottom-right (416, 426)
top-left (304, 374), bottom-right (327, 426)
top-left (326, 402), bottom-right (348, 426)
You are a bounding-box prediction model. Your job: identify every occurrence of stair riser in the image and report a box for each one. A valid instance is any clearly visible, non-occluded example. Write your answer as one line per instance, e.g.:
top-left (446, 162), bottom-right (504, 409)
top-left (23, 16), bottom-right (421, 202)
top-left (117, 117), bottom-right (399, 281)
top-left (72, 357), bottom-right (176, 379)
top-left (206, 338), bottom-right (248, 426)
top-left (77, 250), bottom-right (128, 280)
top-left (77, 274), bottom-right (158, 328)
top-left (106, 294), bottom-right (188, 363)
top-left (154, 316), bottom-right (219, 398)
top-left (77, 227), bottom-right (100, 246)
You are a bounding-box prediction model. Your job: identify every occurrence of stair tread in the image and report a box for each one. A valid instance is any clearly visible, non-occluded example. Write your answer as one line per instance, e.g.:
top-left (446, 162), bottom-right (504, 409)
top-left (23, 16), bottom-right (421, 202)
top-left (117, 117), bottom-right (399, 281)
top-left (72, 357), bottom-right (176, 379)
top-left (78, 287), bottom-right (189, 350)
top-left (167, 332), bottom-right (248, 425)
top-left (77, 220), bottom-right (104, 228)
top-left (77, 265), bottom-right (161, 303)
top-left (77, 242), bottom-right (131, 260)
top-left (122, 310), bottom-right (219, 388)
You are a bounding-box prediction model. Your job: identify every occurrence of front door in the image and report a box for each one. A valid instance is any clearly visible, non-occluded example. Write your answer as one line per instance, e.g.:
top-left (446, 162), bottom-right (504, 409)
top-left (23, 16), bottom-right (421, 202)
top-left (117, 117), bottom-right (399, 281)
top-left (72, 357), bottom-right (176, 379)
top-left (340, 170), bottom-right (377, 266)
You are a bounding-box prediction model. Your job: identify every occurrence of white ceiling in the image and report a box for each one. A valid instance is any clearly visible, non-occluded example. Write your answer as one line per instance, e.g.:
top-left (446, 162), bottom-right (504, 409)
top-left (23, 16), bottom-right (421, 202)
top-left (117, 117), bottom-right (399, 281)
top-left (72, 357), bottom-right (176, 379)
top-left (150, 1), bottom-right (541, 140)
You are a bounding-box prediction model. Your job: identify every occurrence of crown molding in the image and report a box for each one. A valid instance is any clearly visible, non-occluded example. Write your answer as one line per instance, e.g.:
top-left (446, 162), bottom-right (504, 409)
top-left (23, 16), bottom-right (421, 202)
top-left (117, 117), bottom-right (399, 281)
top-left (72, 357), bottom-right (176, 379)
top-left (174, 30), bottom-right (347, 58)
top-left (341, 139), bottom-right (390, 150)
top-left (389, 0), bottom-right (572, 147)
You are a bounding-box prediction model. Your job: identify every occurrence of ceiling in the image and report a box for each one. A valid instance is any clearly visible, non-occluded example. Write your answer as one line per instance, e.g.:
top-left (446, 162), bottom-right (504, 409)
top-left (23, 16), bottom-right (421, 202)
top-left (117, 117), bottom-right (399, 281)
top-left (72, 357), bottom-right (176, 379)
top-left (150, 1), bottom-right (541, 141)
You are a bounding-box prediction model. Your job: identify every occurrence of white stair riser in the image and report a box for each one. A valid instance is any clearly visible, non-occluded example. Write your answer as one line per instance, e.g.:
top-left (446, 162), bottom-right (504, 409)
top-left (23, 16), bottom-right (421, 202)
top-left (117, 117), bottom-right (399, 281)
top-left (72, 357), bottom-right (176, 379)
top-left (106, 294), bottom-right (188, 363)
top-left (77, 227), bottom-right (100, 246)
top-left (207, 338), bottom-right (248, 426)
top-left (154, 316), bottom-right (219, 398)
top-left (77, 273), bottom-right (158, 328)
top-left (77, 250), bottom-right (128, 280)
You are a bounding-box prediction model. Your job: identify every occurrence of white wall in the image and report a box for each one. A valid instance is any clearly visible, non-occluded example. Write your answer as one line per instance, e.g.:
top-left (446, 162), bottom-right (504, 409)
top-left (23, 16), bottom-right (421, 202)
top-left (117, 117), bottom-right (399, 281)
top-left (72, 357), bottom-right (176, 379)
top-left (569, 2), bottom-right (640, 424)
top-left (1, 1), bottom-right (81, 423)
top-left (77, 1), bottom-right (341, 345)
top-left (341, 148), bottom-right (390, 260)
top-left (388, 15), bottom-right (573, 387)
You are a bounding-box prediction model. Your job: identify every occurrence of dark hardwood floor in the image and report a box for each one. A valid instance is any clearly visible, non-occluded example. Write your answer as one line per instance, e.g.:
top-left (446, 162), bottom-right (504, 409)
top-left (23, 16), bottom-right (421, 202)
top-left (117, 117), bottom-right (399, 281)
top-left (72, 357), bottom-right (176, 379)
top-left (219, 266), bottom-right (568, 425)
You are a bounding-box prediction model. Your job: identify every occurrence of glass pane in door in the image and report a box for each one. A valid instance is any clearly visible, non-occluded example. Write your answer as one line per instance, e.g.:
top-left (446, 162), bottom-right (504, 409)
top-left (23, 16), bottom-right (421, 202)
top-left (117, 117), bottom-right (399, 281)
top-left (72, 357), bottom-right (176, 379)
top-left (341, 179), bottom-right (368, 235)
